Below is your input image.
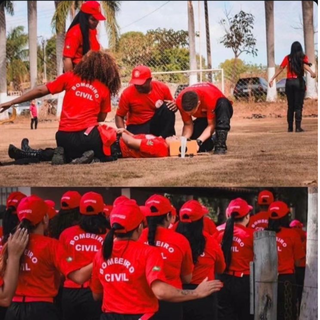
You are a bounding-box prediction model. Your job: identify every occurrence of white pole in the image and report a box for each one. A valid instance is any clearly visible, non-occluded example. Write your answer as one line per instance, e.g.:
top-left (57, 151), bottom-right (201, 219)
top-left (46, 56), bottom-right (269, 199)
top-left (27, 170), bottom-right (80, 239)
top-left (198, 1), bottom-right (202, 83)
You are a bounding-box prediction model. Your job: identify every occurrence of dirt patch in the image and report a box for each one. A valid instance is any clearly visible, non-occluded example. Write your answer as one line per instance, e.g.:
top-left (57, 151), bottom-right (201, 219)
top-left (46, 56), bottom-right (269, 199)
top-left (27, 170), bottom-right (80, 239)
top-left (0, 100), bottom-right (317, 187)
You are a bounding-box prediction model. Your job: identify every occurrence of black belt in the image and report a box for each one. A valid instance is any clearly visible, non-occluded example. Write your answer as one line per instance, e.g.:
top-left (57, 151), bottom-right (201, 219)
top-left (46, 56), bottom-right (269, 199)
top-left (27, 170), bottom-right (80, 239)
top-left (110, 134), bottom-right (123, 159)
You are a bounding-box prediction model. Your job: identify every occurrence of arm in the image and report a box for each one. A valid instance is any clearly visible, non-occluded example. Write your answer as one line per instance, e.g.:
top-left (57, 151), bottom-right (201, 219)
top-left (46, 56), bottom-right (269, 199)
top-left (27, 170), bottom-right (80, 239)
top-left (0, 86), bottom-right (50, 113)
top-left (0, 229), bottom-right (29, 307)
top-left (269, 67), bottom-right (285, 87)
top-left (121, 132), bottom-right (141, 150)
top-left (164, 100), bottom-right (178, 113)
top-left (181, 274), bottom-right (192, 284)
top-left (151, 277), bottom-right (223, 303)
top-left (67, 262), bottom-right (93, 285)
top-left (98, 112), bottom-right (108, 123)
top-left (63, 57), bottom-right (74, 72)
top-left (304, 65), bottom-right (316, 78)
top-left (197, 118), bottom-right (215, 143)
top-left (92, 292), bottom-right (102, 301)
top-left (182, 121), bottom-right (194, 139)
top-left (115, 115), bottom-right (126, 129)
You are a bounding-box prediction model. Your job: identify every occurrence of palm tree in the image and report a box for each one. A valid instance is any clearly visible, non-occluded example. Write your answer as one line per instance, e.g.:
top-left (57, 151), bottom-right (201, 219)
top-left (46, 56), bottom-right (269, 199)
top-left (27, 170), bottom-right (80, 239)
top-left (265, 1), bottom-right (277, 102)
top-left (28, 1), bottom-right (37, 88)
top-left (53, 0), bottom-right (65, 77)
top-left (187, 1), bottom-right (197, 85)
top-left (204, 1), bottom-right (212, 82)
top-left (51, 1), bottom-right (121, 53)
top-left (0, 1), bottom-right (14, 101)
top-left (302, 1), bottom-right (317, 99)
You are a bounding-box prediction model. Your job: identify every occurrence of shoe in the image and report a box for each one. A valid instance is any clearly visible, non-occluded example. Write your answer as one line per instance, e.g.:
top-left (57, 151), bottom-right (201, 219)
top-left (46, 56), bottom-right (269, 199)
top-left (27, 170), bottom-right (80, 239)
top-left (21, 138), bottom-right (31, 151)
top-left (296, 128), bottom-right (304, 132)
top-left (51, 147), bottom-right (66, 165)
top-left (71, 151), bottom-right (94, 165)
top-left (214, 130), bottom-right (228, 155)
top-left (295, 121), bottom-right (304, 133)
top-left (8, 144), bottom-right (41, 160)
top-left (288, 128), bottom-right (293, 132)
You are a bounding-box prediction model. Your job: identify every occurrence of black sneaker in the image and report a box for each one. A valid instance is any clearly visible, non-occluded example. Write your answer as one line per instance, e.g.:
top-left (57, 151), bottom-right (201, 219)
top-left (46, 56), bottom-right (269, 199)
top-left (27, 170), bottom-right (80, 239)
top-left (51, 147), bottom-right (66, 165)
top-left (71, 150), bottom-right (94, 165)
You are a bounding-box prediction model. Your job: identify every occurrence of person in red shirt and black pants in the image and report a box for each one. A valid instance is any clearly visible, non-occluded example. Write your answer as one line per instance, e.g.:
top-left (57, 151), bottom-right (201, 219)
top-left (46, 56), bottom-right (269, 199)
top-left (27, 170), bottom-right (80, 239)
top-left (63, 1), bottom-right (105, 72)
top-left (176, 200), bottom-right (226, 320)
top-left (216, 198), bottom-right (254, 320)
top-left (266, 201), bottom-right (305, 320)
top-left (176, 82), bottom-right (233, 155)
top-left (139, 194), bottom-right (194, 320)
top-left (269, 41), bottom-right (316, 132)
top-left (116, 65), bottom-right (177, 139)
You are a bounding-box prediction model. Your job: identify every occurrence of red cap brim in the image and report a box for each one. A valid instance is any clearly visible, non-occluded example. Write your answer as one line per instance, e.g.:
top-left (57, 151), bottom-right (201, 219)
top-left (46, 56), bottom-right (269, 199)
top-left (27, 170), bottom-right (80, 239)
top-left (129, 78), bottom-right (149, 85)
top-left (93, 13), bottom-right (106, 21)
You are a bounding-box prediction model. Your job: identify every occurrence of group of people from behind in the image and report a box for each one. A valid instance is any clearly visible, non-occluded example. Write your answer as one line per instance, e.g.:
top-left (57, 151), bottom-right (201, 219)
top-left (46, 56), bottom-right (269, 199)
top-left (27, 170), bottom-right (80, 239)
top-left (0, 188), bottom-right (307, 320)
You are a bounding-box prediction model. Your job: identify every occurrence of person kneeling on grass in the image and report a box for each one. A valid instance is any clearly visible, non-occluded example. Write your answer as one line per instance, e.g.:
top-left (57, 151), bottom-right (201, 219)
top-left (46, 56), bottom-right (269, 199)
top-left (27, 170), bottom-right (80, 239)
top-left (3, 128), bottom-right (181, 165)
top-left (0, 50), bottom-right (121, 165)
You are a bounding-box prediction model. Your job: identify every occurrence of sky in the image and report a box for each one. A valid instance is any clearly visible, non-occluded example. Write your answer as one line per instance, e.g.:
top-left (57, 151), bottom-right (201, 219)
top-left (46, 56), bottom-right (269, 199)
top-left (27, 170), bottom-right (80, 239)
top-left (4, 1), bottom-right (318, 68)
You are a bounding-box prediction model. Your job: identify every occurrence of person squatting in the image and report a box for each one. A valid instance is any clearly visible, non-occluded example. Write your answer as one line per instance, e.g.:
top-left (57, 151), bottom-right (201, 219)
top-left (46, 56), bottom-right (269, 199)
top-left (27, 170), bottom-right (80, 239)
top-left (0, 189), bottom-right (306, 320)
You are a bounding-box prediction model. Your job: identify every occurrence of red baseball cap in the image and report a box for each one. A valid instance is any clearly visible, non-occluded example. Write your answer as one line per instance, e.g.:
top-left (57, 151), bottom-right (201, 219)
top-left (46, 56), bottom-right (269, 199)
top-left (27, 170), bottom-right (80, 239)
top-left (81, 1), bottom-right (106, 21)
top-left (61, 191), bottom-right (81, 210)
top-left (6, 191), bottom-right (27, 212)
top-left (268, 201), bottom-right (290, 220)
top-left (80, 192), bottom-right (104, 215)
top-left (129, 65), bottom-right (152, 85)
top-left (139, 206), bottom-right (152, 217)
top-left (227, 198), bottom-right (253, 219)
top-left (289, 219), bottom-right (303, 228)
top-left (171, 205), bottom-right (177, 217)
top-left (202, 205), bottom-right (209, 215)
top-left (110, 201), bottom-right (144, 233)
top-left (45, 200), bottom-right (58, 220)
top-left (103, 204), bottom-right (113, 218)
top-left (113, 196), bottom-right (136, 207)
top-left (258, 190), bottom-right (274, 205)
top-left (17, 195), bottom-right (49, 225)
top-left (179, 200), bottom-right (205, 223)
top-left (145, 194), bottom-right (172, 217)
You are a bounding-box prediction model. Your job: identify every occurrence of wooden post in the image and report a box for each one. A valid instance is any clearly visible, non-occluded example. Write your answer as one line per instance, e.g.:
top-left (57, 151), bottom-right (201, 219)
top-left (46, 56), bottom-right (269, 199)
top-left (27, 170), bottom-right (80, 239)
top-left (253, 230), bottom-right (278, 320)
top-left (299, 187), bottom-right (318, 320)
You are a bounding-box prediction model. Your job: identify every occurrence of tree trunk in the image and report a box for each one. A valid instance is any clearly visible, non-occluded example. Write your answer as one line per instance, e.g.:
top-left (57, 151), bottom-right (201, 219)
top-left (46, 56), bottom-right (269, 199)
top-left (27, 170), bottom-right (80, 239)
top-left (265, 1), bottom-right (277, 102)
top-left (302, 1), bottom-right (317, 99)
top-left (299, 187), bottom-right (318, 319)
top-left (204, 1), bottom-right (212, 82)
top-left (54, 1), bottom-right (65, 77)
top-left (187, 1), bottom-right (197, 85)
top-left (28, 1), bottom-right (37, 88)
top-left (0, 5), bottom-right (7, 102)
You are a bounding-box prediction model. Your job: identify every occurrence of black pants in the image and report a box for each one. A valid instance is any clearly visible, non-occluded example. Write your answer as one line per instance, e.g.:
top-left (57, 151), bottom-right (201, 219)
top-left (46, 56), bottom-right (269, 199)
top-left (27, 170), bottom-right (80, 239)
top-left (31, 117), bottom-right (38, 130)
top-left (127, 103), bottom-right (176, 138)
top-left (56, 126), bottom-right (106, 162)
top-left (191, 97), bottom-right (233, 152)
top-left (4, 302), bottom-right (60, 320)
top-left (152, 300), bottom-right (182, 320)
top-left (278, 274), bottom-right (297, 320)
top-left (181, 284), bottom-right (217, 320)
top-left (0, 307), bottom-right (7, 320)
top-left (61, 288), bottom-right (101, 320)
top-left (100, 314), bottom-right (143, 320)
top-left (295, 267), bottom-right (305, 315)
top-left (216, 274), bottom-right (253, 320)
top-left (285, 78), bottom-right (306, 126)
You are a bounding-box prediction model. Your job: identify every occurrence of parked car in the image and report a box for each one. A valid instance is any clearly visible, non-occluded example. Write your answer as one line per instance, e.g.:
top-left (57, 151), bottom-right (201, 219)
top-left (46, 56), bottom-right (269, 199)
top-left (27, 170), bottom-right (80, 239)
top-left (174, 84), bottom-right (188, 99)
top-left (276, 78), bottom-right (286, 96)
top-left (233, 77), bottom-right (268, 102)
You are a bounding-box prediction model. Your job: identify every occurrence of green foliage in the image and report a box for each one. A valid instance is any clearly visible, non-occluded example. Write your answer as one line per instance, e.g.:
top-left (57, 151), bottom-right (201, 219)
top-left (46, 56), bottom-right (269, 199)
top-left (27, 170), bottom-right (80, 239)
top-left (219, 58), bottom-right (247, 82)
top-left (220, 10), bottom-right (258, 59)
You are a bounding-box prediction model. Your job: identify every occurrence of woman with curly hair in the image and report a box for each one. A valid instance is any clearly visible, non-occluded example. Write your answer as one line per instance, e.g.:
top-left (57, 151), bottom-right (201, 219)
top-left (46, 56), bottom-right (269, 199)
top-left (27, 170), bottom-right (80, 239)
top-left (63, 1), bottom-right (106, 72)
top-left (269, 41), bottom-right (316, 132)
top-left (0, 50), bottom-right (121, 164)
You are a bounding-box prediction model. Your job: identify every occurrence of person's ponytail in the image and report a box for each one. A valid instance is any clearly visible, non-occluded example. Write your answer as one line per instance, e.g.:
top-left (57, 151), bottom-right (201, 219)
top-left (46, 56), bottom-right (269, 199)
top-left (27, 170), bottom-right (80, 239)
top-left (102, 223), bottom-right (124, 260)
top-left (221, 215), bottom-right (235, 270)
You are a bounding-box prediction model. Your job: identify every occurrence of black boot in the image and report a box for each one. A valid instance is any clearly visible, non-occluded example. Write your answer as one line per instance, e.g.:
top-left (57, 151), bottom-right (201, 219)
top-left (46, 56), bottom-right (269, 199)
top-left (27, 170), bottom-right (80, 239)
top-left (8, 144), bottom-right (42, 160)
top-left (70, 150), bottom-right (95, 164)
top-left (51, 147), bottom-right (66, 165)
top-left (295, 121), bottom-right (304, 132)
top-left (20, 138), bottom-right (55, 161)
top-left (288, 124), bottom-right (293, 132)
top-left (214, 130), bottom-right (228, 155)
top-left (21, 138), bottom-right (33, 152)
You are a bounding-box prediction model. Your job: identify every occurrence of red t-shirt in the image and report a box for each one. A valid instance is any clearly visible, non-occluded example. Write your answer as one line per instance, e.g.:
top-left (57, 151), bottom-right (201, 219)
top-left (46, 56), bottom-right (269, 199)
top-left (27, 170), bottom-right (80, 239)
top-left (59, 225), bottom-right (107, 288)
top-left (292, 228), bottom-right (307, 267)
top-left (117, 81), bottom-right (173, 125)
top-left (176, 82), bottom-right (226, 123)
top-left (46, 72), bottom-right (111, 132)
top-left (280, 55), bottom-right (309, 79)
top-left (30, 104), bottom-right (38, 117)
top-left (0, 227), bottom-right (3, 253)
top-left (248, 211), bottom-right (269, 231)
top-left (204, 216), bottom-right (217, 235)
top-left (120, 134), bottom-right (169, 158)
top-left (138, 227), bottom-right (194, 288)
top-left (216, 224), bottom-right (254, 274)
top-left (275, 228), bottom-right (305, 274)
top-left (14, 234), bottom-right (79, 299)
top-left (63, 24), bottom-right (101, 65)
top-left (191, 233), bottom-right (226, 284)
top-left (90, 240), bottom-right (167, 315)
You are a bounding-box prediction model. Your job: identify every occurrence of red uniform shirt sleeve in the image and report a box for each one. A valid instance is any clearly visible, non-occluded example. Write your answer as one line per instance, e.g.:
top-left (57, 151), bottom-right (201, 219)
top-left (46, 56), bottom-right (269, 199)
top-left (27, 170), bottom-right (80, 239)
top-left (63, 26), bottom-right (82, 59)
top-left (117, 89), bottom-right (130, 118)
top-left (280, 56), bottom-right (289, 69)
top-left (292, 232), bottom-right (306, 261)
top-left (145, 247), bottom-right (167, 286)
top-left (162, 83), bottom-right (174, 101)
top-left (46, 72), bottom-right (72, 95)
top-left (100, 94), bottom-right (112, 114)
top-left (90, 252), bottom-right (103, 294)
top-left (180, 239), bottom-right (194, 276)
top-left (139, 137), bottom-right (169, 157)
